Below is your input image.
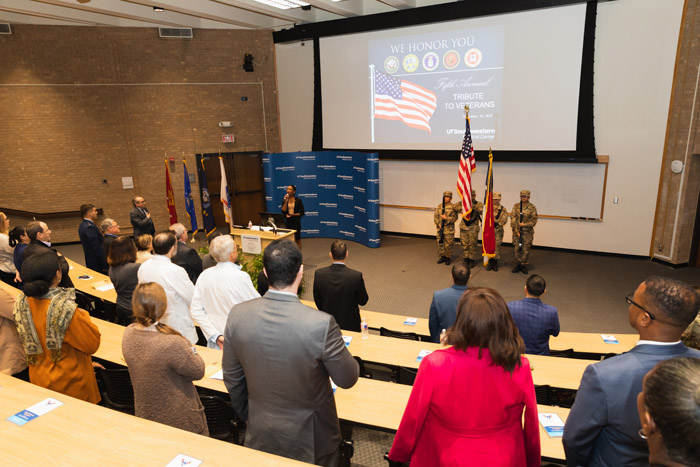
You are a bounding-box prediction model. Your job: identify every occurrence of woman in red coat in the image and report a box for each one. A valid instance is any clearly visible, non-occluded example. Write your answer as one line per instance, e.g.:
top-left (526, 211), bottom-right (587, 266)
top-left (388, 287), bottom-right (540, 466)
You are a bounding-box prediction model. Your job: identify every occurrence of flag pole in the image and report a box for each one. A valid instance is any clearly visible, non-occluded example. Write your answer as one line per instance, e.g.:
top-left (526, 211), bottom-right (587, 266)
top-left (369, 65), bottom-right (376, 144)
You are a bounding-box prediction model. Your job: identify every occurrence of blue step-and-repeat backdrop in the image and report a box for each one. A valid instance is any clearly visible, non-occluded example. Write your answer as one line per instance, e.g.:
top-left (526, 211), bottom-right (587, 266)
top-left (263, 151), bottom-right (380, 248)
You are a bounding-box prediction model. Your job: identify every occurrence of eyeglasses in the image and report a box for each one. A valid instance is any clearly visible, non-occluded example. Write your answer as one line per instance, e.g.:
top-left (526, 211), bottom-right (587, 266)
top-left (625, 294), bottom-right (657, 321)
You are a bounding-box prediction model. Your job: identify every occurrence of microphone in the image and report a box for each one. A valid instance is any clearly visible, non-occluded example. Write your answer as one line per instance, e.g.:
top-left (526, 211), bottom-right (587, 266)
top-left (267, 216), bottom-right (277, 235)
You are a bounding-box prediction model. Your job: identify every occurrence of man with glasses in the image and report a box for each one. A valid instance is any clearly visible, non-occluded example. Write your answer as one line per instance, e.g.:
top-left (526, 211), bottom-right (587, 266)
top-left (130, 196), bottom-right (155, 238)
top-left (563, 276), bottom-right (700, 466)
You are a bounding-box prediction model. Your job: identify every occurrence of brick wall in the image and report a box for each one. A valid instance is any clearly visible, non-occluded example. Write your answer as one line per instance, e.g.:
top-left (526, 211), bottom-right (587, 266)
top-left (0, 25), bottom-right (279, 242)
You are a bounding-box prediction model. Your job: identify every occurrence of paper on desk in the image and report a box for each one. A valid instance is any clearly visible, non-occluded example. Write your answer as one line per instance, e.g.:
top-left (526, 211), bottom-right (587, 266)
top-left (94, 283), bottom-right (115, 292)
top-left (403, 317), bottom-right (418, 326)
top-left (416, 350), bottom-right (432, 362)
top-left (600, 334), bottom-right (619, 344)
top-left (209, 369), bottom-right (224, 380)
top-left (342, 336), bottom-right (352, 347)
top-left (165, 454), bottom-right (202, 467)
top-left (6, 397), bottom-right (63, 426)
top-left (538, 413), bottom-right (565, 437)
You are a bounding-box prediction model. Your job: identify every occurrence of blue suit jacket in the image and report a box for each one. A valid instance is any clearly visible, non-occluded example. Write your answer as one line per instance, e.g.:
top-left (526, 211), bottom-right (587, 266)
top-left (563, 342), bottom-right (700, 467)
top-left (78, 219), bottom-right (107, 273)
top-left (507, 297), bottom-right (560, 355)
top-left (428, 284), bottom-right (467, 343)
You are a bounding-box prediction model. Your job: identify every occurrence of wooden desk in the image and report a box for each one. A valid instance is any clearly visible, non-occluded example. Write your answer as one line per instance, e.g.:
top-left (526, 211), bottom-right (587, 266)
top-left (342, 331), bottom-right (593, 390)
top-left (0, 373), bottom-right (310, 466)
top-left (231, 227), bottom-right (295, 254)
top-left (66, 258), bottom-right (117, 303)
top-left (551, 332), bottom-right (637, 355)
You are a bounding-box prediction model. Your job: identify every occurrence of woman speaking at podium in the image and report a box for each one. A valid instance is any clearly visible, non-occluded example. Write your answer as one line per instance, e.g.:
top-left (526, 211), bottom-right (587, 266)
top-left (281, 185), bottom-right (304, 248)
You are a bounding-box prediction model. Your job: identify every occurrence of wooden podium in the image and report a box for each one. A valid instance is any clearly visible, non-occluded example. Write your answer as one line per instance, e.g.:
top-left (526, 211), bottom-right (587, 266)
top-left (230, 227), bottom-right (296, 255)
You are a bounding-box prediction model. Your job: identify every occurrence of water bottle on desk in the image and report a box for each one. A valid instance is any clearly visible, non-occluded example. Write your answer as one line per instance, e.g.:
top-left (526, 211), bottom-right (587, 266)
top-left (361, 317), bottom-right (369, 340)
top-left (248, 220), bottom-right (253, 229)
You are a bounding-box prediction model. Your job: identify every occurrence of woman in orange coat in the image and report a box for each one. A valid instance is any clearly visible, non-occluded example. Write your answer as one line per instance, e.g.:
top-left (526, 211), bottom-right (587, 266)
top-left (388, 287), bottom-right (540, 466)
top-left (13, 250), bottom-right (101, 403)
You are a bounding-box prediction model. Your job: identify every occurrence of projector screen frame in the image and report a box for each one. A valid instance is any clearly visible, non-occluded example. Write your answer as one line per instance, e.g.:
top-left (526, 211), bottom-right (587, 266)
top-left (274, 0), bottom-right (602, 163)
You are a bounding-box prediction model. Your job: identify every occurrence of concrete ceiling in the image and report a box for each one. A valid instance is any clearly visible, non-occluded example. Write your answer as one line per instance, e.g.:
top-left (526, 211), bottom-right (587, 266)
top-left (0, 0), bottom-right (456, 30)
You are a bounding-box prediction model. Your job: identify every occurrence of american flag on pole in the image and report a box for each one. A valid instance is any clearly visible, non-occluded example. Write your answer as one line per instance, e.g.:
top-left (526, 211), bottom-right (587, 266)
top-left (457, 115), bottom-right (477, 219)
top-left (373, 70), bottom-right (437, 133)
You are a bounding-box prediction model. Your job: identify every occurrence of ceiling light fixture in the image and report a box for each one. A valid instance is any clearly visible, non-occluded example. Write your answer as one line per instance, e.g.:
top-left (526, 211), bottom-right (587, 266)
top-left (153, 6), bottom-right (165, 12)
top-left (253, 0), bottom-right (309, 10)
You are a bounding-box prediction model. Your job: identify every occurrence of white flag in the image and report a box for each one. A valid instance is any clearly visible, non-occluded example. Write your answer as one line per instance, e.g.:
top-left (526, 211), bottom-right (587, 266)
top-left (219, 157), bottom-right (232, 229)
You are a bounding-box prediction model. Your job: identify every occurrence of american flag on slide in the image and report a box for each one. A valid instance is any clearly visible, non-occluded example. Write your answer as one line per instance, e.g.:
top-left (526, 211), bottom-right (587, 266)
top-left (457, 116), bottom-right (477, 219)
top-left (373, 70), bottom-right (437, 133)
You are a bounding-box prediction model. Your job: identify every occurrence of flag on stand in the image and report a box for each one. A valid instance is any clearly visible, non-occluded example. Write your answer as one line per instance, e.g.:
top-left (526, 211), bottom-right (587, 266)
top-left (481, 150), bottom-right (496, 264)
top-left (219, 156), bottom-right (233, 230)
top-left (457, 115), bottom-right (477, 219)
top-left (183, 159), bottom-right (198, 235)
top-left (197, 157), bottom-right (216, 237)
top-left (373, 70), bottom-right (437, 133)
top-left (165, 159), bottom-right (178, 225)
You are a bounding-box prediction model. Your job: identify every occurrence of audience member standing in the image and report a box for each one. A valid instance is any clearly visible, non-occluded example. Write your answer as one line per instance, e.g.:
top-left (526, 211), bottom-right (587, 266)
top-left (428, 260), bottom-right (470, 343)
top-left (563, 276), bottom-right (700, 466)
top-left (137, 231), bottom-right (196, 345)
top-left (0, 288), bottom-right (27, 380)
top-left (0, 212), bottom-right (17, 285)
top-left (100, 218), bottom-right (120, 259)
top-left (108, 236), bottom-right (141, 326)
top-left (13, 250), bottom-right (101, 403)
top-left (78, 204), bottom-right (107, 273)
top-left (200, 232), bottom-right (223, 271)
top-left (130, 196), bottom-right (155, 238)
top-left (507, 274), bottom-right (560, 355)
top-left (122, 282), bottom-right (208, 435)
top-left (23, 221), bottom-right (73, 288)
top-left (190, 235), bottom-right (259, 349)
top-left (313, 240), bottom-right (369, 332)
top-left (134, 234), bottom-right (153, 264)
top-left (169, 223), bottom-right (203, 284)
top-left (222, 240), bottom-right (358, 467)
top-left (637, 357), bottom-right (700, 467)
top-left (389, 288), bottom-right (540, 466)
top-left (9, 226), bottom-right (29, 286)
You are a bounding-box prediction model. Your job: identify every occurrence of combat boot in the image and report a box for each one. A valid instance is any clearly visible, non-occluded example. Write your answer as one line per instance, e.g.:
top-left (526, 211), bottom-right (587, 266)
top-left (445, 257), bottom-right (451, 265)
top-left (437, 256), bottom-right (446, 264)
top-left (485, 259), bottom-right (493, 271)
top-left (512, 263), bottom-right (521, 273)
top-left (493, 259), bottom-right (499, 271)
top-left (521, 264), bottom-right (529, 274)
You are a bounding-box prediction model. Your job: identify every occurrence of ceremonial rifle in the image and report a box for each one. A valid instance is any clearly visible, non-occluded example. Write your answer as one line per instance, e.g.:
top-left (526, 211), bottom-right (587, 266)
top-left (439, 199), bottom-right (446, 244)
top-left (518, 200), bottom-right (524, 252)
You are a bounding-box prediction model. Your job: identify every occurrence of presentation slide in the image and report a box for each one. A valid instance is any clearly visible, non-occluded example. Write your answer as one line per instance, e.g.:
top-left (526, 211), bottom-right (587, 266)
top-left (320, 4), bottom-right (586, 152)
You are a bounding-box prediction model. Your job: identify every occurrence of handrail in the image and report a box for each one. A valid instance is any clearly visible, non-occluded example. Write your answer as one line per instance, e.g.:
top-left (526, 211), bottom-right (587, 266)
top-left (0, 207), bottom-right (103, 220)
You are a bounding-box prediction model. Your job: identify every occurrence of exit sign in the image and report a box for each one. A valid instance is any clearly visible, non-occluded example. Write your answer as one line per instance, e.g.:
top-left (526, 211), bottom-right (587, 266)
top-left (222, 134), bottom-right (235, 143)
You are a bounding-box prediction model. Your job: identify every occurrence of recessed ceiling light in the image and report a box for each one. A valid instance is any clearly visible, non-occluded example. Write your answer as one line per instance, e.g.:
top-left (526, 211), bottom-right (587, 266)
top-left (153, 6), bottom-right (165, 12)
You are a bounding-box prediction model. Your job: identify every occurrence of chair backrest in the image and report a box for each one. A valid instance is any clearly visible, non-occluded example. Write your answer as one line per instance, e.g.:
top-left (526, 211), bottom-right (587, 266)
top-left (96, 367), bottom-right (134, 413)
top-left (384, 452), bottom-right (410, 467)
top-left (397, 366), bottom-right (418, 386)
top-left (199, 395), bottom-right (239, 442)
top-left (549, 348), bottom-right (574, 358)
top-left (535, 384), bottom-right (552, 405)
top-left (380, 327), bottom-right (420, 341)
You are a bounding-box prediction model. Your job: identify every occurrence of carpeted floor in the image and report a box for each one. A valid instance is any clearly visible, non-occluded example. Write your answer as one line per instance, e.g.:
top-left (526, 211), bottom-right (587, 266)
top-left (57, 234), bottom-right (700, 466)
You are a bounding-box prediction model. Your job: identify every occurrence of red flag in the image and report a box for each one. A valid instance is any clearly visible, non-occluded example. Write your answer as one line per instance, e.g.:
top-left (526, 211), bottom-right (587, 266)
top-left (165, 160), bottom-right (178, 225)
top-left (457, 115), bottom-right (477, 219)
top-left (481, 150), bottom-right (496, 263)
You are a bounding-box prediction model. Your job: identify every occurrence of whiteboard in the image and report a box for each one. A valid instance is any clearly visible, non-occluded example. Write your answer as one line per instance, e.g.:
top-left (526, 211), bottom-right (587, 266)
top-left (379, 159), bottom-right (607, 219)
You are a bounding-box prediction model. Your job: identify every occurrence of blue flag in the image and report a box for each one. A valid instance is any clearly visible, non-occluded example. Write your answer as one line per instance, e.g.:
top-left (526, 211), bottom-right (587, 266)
top-left (196, 157), bottom-right (216, 236)
top-left (183, 160), bottom-right (198, 233)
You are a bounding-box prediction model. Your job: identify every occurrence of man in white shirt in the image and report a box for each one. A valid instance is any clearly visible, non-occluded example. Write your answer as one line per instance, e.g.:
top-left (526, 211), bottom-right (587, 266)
top-left (190, 235), bottom-right (259, 349)
top-left (137, 231), bottom-right (197, 344)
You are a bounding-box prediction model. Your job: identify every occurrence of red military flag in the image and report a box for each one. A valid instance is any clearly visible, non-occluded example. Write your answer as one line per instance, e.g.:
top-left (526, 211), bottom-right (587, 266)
top-left (165, 159), bottom-right (178, 225)
top-left (481, 150), bottom-right (496, 264)
top-left (457, 114), bottom-right (477, 219)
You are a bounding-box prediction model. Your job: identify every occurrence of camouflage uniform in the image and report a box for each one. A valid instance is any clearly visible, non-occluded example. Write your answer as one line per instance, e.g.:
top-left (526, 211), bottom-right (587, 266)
top-left (459, 199), bottom-right (484, 263)
top-left (511, 196), bottom-right (538, 267)
top-left (434, 193), bottom-right (459, 262)
top-left (492, 204), bottom-right (509, 260)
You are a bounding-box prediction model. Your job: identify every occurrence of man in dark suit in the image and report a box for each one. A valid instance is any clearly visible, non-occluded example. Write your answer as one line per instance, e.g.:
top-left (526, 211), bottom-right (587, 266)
top-left (22, 221), bottom-right (73, 288)
top-left (100, 218), bottom-right (120, 262)
top-left (563, 276), bottom-right (700, 466)
top-left (507, 274), bottom-right (560, 355)
top-left (222, 239), bottom-right (359, 467)
top-left (428, 260), bottom-right (469, 342)
top-left (130, 196), bottom-right (155, 238)
top-left (78, 204), bottom-right (107, 273)
top-left (313, 240), bottom-right (369, 332)
top-left (169, 222), bottom-right (202, 284)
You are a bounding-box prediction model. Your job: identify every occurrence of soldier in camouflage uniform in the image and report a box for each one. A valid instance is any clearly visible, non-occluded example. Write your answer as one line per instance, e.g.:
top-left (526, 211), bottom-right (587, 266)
top-left (459, 189), bottom-right (484, 268)
top-left (511, 189), bottom-right (538, 274)
top-left (435, 191), bottom-right (459, 265)
top-left (486, 192), bottom-right (509, 272)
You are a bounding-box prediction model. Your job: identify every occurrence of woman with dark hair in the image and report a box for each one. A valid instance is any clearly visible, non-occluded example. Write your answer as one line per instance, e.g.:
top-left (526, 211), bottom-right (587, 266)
top-left (637, 357), bottom-right (700, 467)
top-left (9, 225), bottom-right (29, 286)
top-left (0, 212), bottom-right (17, 286)
top-left (108, 236), bottom-right (141, 325)
top-left (13, 250), bottom-right (101, 403)
top-left (388, 287), bottom-right (540, 466)
top-left (281, 184), bottom-right (305, 248)
top-left (122, 282), bottom-right (208, 435)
